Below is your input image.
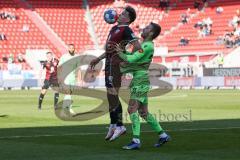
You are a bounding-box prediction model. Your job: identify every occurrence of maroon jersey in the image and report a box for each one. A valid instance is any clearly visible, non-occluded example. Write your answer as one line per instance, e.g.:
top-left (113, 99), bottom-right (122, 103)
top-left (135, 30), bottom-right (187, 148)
top-left (105, 25), bottom-right (137, 67)
top-left (43, 58), bottom-right (59, 80)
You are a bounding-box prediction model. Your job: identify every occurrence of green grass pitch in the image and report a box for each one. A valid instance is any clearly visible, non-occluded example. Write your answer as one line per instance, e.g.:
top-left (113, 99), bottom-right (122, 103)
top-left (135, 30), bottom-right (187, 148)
top-left (0, 89), bottom-right (239, 160)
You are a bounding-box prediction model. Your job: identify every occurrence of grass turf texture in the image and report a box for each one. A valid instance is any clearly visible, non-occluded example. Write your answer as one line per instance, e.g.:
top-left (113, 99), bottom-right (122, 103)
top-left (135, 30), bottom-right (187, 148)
top-left (0, 89), bottom-right (239, 160)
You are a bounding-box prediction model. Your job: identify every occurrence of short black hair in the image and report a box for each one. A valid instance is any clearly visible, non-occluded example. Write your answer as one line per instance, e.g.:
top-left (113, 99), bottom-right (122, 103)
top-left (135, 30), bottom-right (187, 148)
top-left (150, 22), bottom-right (161, 40)
top-left (125, 6), bottom-right (136, 24)
top-left (46, 51), bottom-right (52, 55)
top-left (68, 44), bottom-right (74, 46)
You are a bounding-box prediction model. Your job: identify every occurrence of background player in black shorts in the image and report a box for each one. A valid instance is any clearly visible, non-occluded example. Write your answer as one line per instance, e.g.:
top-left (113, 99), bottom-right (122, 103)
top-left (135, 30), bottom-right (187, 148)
top-left (90, 6), bottom-right (141, 141)
top-left (38, 52), bottom-right (59, 110)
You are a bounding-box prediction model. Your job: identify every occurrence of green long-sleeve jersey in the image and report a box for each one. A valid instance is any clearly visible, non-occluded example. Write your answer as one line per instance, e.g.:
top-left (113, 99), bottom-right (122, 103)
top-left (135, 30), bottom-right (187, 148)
top-left (119, 41), bottom-right (154, 82)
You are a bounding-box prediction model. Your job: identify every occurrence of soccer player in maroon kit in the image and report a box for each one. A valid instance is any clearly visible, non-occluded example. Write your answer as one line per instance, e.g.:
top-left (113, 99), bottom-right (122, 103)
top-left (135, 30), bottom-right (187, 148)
top-left (38, 52), bottom-right (59, 110)
top-left (90, 6), bottom-right (141, 141)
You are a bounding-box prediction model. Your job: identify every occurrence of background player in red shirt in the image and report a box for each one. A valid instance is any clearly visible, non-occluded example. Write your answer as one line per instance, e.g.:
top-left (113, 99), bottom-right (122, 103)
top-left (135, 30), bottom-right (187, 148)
top-left (90, 6), bottom-right (141, 141)
top-left (38, 52), bottom-right (59, 110)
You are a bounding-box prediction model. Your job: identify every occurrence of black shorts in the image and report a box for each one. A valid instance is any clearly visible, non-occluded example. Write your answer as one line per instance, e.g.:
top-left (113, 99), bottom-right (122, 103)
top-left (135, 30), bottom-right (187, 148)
top-left (42, 79), bottom-right (58, 89)
top-left (105, 65), bottom-right (122, 88)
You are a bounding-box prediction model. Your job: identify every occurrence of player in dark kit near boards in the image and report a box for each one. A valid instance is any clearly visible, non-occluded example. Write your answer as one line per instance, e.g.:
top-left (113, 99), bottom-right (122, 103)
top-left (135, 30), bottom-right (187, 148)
top-left (38, 52), bottom-right (59, 110)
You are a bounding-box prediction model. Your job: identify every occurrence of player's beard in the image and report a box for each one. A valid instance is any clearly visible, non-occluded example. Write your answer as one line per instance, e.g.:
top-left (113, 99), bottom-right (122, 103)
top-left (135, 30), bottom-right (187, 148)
top-left (69, 51), bottom-right (75, 56)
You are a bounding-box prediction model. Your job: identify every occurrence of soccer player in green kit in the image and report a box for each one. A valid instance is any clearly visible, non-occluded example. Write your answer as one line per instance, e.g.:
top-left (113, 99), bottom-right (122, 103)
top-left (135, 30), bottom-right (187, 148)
top-left (118, 22), bottom-right (170, 150)
top-left (59, 44), bottom-right (78, 114)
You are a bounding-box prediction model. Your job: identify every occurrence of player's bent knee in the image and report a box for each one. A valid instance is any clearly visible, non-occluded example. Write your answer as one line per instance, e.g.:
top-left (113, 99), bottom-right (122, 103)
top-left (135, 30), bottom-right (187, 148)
top-left (138, 109), bottom-right (148, 119)
top-left (139, 112), bottom-right (147, 119)
top-left (41, 89), bottom-right (47, 95)
top-left (128, 106), bottom-right (137, 114)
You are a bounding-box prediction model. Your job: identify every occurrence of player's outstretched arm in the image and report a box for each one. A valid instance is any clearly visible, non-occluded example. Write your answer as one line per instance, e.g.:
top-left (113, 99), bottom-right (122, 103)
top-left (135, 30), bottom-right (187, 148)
top-left (119, 43), bottom-right (153, 63)
top-left (131, 40), bottom-right (142, 52)
top-left (90, 52), bottom-right (106, 70)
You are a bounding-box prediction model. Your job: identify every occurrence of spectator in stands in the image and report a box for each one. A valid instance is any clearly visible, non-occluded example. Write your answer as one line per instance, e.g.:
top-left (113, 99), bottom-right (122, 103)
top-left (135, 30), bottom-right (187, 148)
top-left (216, 7), bottom-right (223, 14)
top-left (159, 0), bottom-right (170, 10)
top-left (8, 54), bottom-right (14, 64)
top-left (203, 24), bottom-right (209, 36)
top-left (180, 13), bottom-right (188, 24)
top-left (1, 12), bottom-right (6, 19)
top-left (0, 12), bottom-right (4, 19)
top-left (2, 54), bottom-right (8, 62)
top-left (198, 26), bottom-right (205, 38)
top-left (195, 17), bottom-right (212, 37)
top-left (7, 12), bottom-right (16, 20)
top-left (223, 31), bottom-right (234, 48)
top-left (194, 21), bottom-right (203, 28)
top-left (203, 17), bottom-right (213, 27)
top-left (233, 25), bottom-right (240, 46)
top-left (217, 53), bottom-right (224, 68)
top-left (234, 25), bottom-right (240, 36)
top-left (236, 9), bottom-right (240, 17)
top-left (179, 37), bottom-right (190, 46)
top-left (216, 36), bottom-right (224, 45)
top-left (0, 12), bottom-right (7, 19)
top-left (235, 36), bottom-right (240, 46)
top-left (22, 24), bottom-right (29, 32)
top-left (10, 14), bottom-right (17, 21)
top-left (230, 10), bottom-right (240, 29)
top-left (193, 0), bottom-right (201, 10)
top-left (0, 11), bottom-right (17, 20)
top-left (0, 33), bottom-right (6, 40)
top-left (17, 53), bottom-right (25, 63)
top-left (186, 8), bottom-right (191, 16)
top-left (206, 24), bottom-right (212, 35)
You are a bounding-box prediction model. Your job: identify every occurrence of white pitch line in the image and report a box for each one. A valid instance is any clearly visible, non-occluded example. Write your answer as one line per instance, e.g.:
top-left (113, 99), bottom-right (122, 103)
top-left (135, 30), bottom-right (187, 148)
top-left (151, 94), bottom-right (188, 99)
top-left (0, 126), bottom-right (239, 140)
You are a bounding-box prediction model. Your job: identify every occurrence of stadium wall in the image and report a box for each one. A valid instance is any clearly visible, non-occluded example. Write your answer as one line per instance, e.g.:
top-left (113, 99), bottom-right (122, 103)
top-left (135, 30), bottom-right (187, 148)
top-left (1, 70), bottom-right (240, 89)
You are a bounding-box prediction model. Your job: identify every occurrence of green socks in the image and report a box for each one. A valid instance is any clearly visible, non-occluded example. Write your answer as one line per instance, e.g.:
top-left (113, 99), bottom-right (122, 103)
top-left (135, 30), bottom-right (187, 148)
top-left (146, 113), bottom-right (164, 134)
top-left (130, 112), bottom-right (141, 138)
top-left (130, 112), bottom-right (164, 139)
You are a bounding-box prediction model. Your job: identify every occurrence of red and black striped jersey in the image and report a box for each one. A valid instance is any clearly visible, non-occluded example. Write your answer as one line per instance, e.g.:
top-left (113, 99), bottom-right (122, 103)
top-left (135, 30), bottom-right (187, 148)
top-left (105, 25), bottom-right (137, 66)
top-left (43, 58), bottom-right (59, 80)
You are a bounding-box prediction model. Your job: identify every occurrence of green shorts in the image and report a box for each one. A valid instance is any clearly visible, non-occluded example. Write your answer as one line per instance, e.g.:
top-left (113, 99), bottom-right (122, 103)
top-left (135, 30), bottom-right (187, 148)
top-left (130, 79), bottom-right (150, 105)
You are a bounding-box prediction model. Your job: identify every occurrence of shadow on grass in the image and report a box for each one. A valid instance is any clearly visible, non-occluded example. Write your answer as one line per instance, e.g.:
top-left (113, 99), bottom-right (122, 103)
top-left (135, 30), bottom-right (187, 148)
top-left (0, 119), bottom-right (239, 137)
top-left (0, 119), bottom-right (239, 160)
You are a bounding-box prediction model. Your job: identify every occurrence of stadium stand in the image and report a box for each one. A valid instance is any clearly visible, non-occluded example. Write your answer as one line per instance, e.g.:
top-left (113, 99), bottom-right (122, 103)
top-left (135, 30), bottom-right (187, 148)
top-left (88, 0), bottom-right (115, 45)
top-left (0, 0), bottom-right (59, 69)
top-left (89, 0), bottom-right (240, 63)
top-left (0, 0), bottom-right (240, 70)
top-left (26, 0), bottom-right (94, 53)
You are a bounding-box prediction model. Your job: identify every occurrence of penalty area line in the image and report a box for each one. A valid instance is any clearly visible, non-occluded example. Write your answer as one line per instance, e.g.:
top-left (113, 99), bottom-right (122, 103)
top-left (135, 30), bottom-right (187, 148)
top-left (0, 126), bottom-right (239, 139)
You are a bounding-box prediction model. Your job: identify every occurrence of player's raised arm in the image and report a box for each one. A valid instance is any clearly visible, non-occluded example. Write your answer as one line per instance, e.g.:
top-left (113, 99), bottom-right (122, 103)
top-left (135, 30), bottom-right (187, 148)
top-left (131, 39), bottom-right (141, 52)
top-left (90, 52), bottom-right (106, 70)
